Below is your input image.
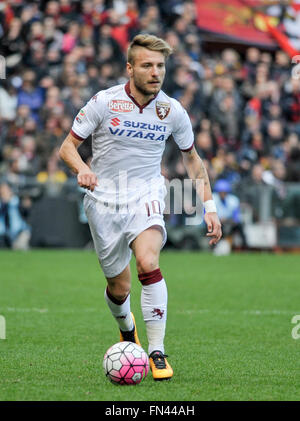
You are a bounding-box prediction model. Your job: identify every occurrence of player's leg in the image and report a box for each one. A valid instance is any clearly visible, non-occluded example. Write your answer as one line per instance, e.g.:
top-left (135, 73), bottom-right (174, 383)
top-left (132, 227), bottom-right (167, 355)
top-left (131, 227), bottom-right (173, 380)
top-left (104, 265), bottom-right (141, 346)
top-left (105, 264), bottom-right (133, 330)
top-left (83, 195), bottom-right (140, 344)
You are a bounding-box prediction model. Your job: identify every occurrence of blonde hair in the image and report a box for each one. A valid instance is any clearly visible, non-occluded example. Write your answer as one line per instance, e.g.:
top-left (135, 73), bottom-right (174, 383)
top-left (127, 34), bottom-right (173, 64)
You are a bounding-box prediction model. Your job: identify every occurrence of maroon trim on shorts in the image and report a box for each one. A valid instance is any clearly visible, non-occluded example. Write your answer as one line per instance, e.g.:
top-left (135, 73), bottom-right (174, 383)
top-left (180, 143), bottom-right (194, 152)
top-left (106, 287), bottom-right (129, 305)
top-left (124, 81), bottom-right (158, 114)
top-left (70, 129), bottom-right (85, 141)
top-left (138, 268), bottom-right (163, 286)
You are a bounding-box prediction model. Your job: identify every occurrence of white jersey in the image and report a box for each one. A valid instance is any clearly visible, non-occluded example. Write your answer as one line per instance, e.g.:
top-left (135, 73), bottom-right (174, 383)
top-left (71, 82), bottom-right (194, 203)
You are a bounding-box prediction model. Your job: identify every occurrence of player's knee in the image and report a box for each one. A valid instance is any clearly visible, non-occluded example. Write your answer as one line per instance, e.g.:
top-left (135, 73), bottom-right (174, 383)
top-left (136, 253), bottom-right (159, 274)
top-left (108, 288), bottom-right (129, 302)
top-left (107, 281), bottom-right (130, 302)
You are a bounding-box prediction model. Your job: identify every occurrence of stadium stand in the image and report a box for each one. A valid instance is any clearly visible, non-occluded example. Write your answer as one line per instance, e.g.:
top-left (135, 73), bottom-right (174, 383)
top-left (0, 0), bottom-right (300, 250)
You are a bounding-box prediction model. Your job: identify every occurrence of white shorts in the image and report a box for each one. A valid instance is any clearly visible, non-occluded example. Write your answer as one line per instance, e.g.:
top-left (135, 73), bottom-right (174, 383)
top-left (83, 189), bottom-right (167, 278)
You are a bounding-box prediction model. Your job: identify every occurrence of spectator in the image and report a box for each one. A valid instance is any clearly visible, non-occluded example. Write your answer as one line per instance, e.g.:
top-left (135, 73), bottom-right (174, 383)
top-left (212, 179), bottom-right (247, 249)
top-left (139, 5), bottom-right (162, 36)
top-left (243, 47), bottom-right (261, 85)
top-left (61, 21), bottom-right (80, 54)
top-left (237, 163), bottom-right (280, 222)
top-left (195, 130), bottom-right (215, 161)
top-left (264, 119), bottom-right (285, 156)
top-left (219, 152), bottom-right (241, 187)
top-left (272, 51), bottom-right (290, 84)
top-left (0, 182), bottom-right (31, 249)
top-left (262, 159), bottom-right (287, 200)
top-left (286, 146), bottom-right (300, 182)
top-left (17, 70), bottom-right (45, 123)
top-left (36, 148), bottom-right (67, 195)
top-left (282, 78), bottom-right (300, 135)
top-left (209, 76), bottom-right (242, 147)
top-left (0, 17), bottom-right (25, 68)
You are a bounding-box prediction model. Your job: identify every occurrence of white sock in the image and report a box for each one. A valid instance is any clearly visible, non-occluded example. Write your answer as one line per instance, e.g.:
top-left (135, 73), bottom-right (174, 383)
top-left (104, 287), bottom-right (134, 332)
top-left (140, 275), bottom-right (168, 355)
top-left (145, 322), bottom-right (166, 355)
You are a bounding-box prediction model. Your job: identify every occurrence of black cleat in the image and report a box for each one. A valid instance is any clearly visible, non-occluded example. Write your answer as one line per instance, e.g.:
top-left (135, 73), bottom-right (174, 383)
top-left (119, 312), bottom-right (141, 346)
top-left (149, 350), bottom-right (173, 380)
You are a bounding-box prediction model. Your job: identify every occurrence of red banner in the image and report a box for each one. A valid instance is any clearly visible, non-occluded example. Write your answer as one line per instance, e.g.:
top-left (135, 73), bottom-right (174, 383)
top-left (195, 0), bottom-right (276, 47)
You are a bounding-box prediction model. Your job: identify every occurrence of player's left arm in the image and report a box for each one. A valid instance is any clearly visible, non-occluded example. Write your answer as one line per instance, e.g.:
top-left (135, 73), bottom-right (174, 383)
top-left (181, 146), bottom-right (222, 245)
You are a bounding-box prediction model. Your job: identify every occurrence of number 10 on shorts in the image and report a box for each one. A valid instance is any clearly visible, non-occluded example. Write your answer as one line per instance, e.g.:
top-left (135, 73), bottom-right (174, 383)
top-left (145, 200), bottom-right (161, 217)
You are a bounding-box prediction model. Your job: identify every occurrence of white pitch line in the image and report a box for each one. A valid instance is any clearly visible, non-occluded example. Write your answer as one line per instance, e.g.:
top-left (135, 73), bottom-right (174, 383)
top-left (175, 309), bottom-right (300, 316)
top-left (0, 307), bottom-right (99, 314)
top-left (3, 307), bottom-right (49, 313)
top-left (1, 308), bottom-right (299, 316)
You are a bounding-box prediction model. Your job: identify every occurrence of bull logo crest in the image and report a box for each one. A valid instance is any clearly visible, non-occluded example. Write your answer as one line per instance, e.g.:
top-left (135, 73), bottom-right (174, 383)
top-left (156, 101), bottom-right (170, 120)
top-left (151, 308), bottom-right (165, 319)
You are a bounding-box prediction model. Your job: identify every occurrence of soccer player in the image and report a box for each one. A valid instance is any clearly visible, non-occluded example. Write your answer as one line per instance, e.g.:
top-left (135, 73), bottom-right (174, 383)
top-left (59, 34), bottom-right (222, 381)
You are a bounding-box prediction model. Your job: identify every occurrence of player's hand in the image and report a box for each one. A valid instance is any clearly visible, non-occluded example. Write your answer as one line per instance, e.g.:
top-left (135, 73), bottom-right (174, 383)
top-left (204, 212), bottom-right (222, 246)
top-left (77, 169), bottom-right (98, 192)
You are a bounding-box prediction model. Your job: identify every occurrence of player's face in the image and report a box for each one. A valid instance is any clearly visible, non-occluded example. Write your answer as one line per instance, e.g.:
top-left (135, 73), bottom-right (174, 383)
top-left (127, 47), bottom-right (166, 97)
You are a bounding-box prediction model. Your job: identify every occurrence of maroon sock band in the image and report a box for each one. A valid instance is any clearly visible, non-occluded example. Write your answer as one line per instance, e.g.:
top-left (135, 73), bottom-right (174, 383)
top-left (106, 287), bottom-right (129, 305)
top-left (138, 268), bottom-right (163, 286)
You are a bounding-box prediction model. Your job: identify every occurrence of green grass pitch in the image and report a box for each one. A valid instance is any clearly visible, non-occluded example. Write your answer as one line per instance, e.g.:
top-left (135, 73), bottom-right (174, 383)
top-left (0, 249), bottom-right (300, 401)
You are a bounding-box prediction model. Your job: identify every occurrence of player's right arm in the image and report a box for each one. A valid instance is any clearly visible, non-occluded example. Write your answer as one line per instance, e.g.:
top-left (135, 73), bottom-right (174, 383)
top-left (59, 92), bottom-right (104, 191)
top-left (59, 132), bottom-right (98, 192)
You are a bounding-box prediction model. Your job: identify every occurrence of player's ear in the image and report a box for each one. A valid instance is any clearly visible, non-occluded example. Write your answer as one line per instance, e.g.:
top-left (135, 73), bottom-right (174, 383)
top-left (126, 62), bottom-right (133, 77)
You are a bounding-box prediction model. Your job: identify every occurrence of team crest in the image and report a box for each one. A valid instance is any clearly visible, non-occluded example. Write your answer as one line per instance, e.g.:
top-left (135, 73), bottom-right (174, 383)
top-left (156, 101), bottom-right (170, 120)
top-left (151, 308), bottom-right (164, 319)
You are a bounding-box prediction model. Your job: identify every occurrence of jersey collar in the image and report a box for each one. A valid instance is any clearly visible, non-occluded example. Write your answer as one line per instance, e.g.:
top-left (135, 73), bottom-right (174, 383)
top-left (124, 81), bottom-right (158, 114)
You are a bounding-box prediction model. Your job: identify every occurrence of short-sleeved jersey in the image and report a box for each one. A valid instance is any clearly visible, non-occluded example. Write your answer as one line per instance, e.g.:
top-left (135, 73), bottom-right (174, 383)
top-left (71, 82), bottom-right (194, 203)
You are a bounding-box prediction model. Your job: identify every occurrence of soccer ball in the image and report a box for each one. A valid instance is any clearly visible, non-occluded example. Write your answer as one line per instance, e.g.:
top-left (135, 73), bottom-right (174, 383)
top-left (103, 341), bottom-right (149, 385)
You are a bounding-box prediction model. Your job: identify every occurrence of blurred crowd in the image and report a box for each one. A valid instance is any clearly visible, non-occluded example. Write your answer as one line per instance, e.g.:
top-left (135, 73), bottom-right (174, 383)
top-left (1, 0), bottom-right (300, 248)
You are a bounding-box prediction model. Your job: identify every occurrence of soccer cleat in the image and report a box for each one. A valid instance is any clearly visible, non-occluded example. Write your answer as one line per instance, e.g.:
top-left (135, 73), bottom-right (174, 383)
top-left (149, 350), bottom-right (173, 381)
top-left (119, 312), bottom-right (141, 347)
